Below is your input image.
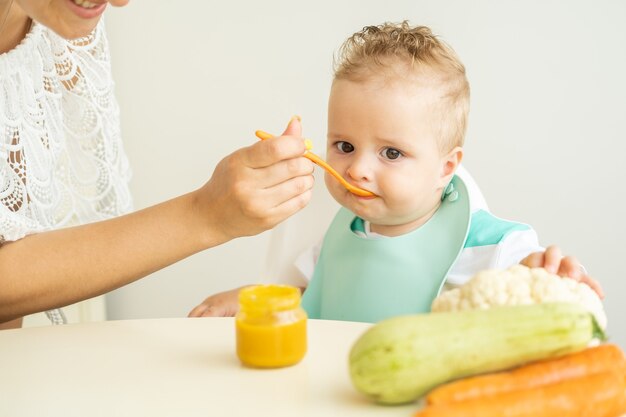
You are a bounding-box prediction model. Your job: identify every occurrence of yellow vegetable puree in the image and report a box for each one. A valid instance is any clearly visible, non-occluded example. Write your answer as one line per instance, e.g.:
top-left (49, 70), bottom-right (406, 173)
top-left (235, 285), bottom-right (307, 368)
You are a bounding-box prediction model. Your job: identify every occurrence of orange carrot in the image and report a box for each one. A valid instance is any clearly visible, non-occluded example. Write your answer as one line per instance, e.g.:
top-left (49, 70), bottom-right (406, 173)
top-left (415, 369), bottom-right (626, 417)
top-left (426, 343), bottom-right (626, 405)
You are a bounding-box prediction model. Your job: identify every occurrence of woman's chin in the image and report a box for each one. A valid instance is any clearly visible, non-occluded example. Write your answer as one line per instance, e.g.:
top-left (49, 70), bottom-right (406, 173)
top-left (52, 20), bottom-right (99, 40)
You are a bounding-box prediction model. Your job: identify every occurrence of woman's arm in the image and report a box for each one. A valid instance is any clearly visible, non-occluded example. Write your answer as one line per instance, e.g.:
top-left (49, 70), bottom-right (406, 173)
top-left (0, 129), bottom-right (314, 323)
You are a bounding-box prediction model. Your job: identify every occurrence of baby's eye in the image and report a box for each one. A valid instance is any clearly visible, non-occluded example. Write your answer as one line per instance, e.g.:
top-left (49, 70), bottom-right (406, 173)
top-left (335, 141), bottom-right (355, 153)
top-left (382, 147), bottom-right (402, 160)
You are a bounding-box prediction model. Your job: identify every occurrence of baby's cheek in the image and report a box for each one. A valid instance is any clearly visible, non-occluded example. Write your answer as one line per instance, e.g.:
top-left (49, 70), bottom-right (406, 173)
top-left (384, 186), bottom-right (429, 218)
top-left (376, 177), bottom-right (405, 203)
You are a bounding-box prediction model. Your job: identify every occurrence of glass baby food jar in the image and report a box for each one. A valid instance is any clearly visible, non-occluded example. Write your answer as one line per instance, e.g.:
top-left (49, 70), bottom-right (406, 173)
top-left (235, 284), bottom-right (307, 368)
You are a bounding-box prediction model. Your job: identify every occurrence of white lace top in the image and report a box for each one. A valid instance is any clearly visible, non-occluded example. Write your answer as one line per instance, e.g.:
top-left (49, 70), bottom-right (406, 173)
top-left (0, 20), bottom-right (132, 244)
top-left (0, 20), bottom-right (132, 324)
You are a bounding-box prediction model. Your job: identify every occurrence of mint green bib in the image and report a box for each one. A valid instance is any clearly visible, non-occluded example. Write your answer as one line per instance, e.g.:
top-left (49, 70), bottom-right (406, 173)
top-left (301, 176), bottom-right (471, 323)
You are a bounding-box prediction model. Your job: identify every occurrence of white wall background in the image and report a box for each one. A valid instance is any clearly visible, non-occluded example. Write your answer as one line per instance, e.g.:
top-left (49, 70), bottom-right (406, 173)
top-left (105, 0), bottom-right (626, 348)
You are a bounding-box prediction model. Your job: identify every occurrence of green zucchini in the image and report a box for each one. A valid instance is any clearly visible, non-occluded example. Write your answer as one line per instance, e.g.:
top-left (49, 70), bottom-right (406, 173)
top-left (349, 302), bottom-right (605, 405)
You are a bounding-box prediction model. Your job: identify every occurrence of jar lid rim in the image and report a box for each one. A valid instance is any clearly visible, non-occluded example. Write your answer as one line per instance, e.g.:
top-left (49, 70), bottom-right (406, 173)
top-left (239, 284), bottom-right (301, 312)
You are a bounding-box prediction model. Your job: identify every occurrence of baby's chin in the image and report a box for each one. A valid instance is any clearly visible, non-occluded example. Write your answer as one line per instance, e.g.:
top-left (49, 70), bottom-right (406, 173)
top-left (343, 202), bottom-right (430, 234)
top-left (342, 201), bottom-right (387, 224)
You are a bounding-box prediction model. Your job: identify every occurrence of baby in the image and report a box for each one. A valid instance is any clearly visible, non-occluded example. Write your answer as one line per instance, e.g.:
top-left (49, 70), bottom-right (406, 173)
top-left (189, 21), bottom-right (602, 322)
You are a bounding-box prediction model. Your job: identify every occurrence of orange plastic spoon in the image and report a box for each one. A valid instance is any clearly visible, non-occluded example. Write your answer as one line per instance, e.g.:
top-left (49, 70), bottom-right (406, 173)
top-left (255, 130), bottom-right (376, 198)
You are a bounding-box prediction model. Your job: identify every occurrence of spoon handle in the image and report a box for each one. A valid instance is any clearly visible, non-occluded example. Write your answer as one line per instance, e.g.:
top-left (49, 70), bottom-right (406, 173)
top-left (254, 130), bottom-right (375, 197)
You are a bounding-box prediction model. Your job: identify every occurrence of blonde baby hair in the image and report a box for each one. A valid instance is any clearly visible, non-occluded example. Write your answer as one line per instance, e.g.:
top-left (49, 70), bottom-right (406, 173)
top-left (333, 21), bottom-right (470, 152)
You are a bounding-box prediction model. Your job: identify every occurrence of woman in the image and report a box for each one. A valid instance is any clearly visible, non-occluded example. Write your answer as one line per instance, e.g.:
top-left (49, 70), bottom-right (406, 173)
top-left (0, 0), bottom-right (315, 328)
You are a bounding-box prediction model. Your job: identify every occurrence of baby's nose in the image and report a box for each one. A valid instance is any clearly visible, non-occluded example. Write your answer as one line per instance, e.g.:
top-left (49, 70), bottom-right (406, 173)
top-left (346, 155), bottom-right (374, 182)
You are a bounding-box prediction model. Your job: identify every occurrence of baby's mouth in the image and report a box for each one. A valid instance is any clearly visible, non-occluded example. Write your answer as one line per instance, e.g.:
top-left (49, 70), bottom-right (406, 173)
top-left (351, 190), bottom-right (378, 200)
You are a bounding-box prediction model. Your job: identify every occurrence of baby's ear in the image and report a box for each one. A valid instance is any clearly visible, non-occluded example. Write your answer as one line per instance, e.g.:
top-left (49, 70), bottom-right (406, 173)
top-left (440, 146), bottom-right (463, 183)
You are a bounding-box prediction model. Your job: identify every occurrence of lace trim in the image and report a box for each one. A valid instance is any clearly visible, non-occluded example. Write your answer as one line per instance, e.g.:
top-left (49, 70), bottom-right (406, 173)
top-left (45, 308), bottom-right (67, 325)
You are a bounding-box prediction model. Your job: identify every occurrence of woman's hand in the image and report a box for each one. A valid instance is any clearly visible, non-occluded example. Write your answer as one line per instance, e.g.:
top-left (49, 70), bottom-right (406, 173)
top-left (520, 245), bottom-right (604, 298)
top-left (194, 118), bottom-right (315, 245)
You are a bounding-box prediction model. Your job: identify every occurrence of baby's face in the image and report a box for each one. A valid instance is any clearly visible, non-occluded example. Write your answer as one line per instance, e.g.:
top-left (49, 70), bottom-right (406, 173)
top-left (326, 78), bottom-right (450, 236)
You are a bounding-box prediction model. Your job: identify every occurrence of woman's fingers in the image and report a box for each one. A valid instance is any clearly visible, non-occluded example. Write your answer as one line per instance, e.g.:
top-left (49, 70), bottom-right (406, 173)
top-left (267, 186), bottom-right (314, 223)
top-left (252, 154), bottom-right (315, 190)
top-left (241, 136), bottom-right (307, 169)
top-left (242, 117), bottom-right (306, 169)
top-left (236, 175), bottom-right (314, 231)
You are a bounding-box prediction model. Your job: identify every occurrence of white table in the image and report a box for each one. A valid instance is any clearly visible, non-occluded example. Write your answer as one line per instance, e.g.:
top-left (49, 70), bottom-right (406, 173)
top-left (0, 318), bottom-right (418, 417)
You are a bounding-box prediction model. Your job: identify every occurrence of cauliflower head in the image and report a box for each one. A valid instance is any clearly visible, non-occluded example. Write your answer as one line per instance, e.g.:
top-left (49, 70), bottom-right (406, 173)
top-left (431, 265), bottom-right (607, 329)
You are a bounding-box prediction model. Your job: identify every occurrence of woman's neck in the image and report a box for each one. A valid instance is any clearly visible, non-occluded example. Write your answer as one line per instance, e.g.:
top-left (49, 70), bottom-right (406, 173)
top-left (0, 3), bottom-right (32, 54)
